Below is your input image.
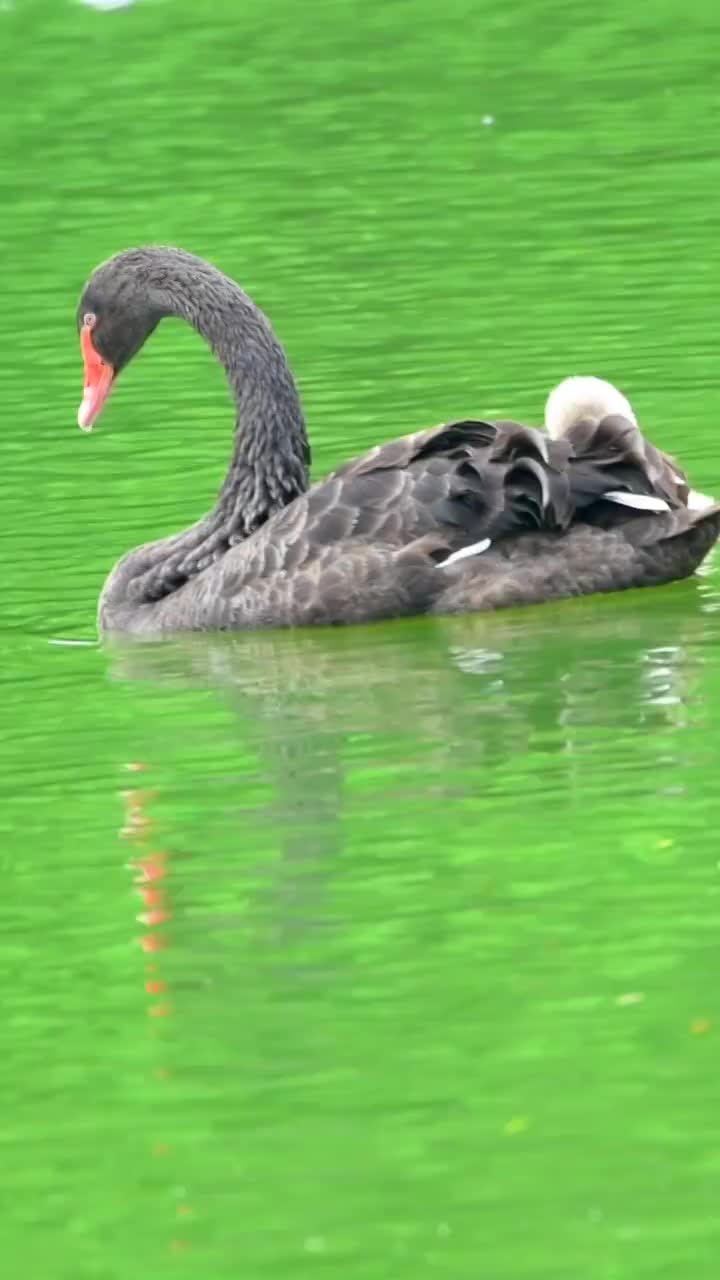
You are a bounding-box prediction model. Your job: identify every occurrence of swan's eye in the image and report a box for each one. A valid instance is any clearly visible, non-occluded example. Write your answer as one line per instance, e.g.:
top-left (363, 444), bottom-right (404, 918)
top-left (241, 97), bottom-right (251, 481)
top-left (83, 312), bottom-right (96, 329)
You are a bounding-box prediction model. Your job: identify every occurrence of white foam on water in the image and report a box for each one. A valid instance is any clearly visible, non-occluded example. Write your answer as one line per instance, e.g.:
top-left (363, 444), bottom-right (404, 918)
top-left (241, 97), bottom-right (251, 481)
top-left (78, 0), bottom-right (138, 10)
top-left (49, 638), bottom-right (97, 647)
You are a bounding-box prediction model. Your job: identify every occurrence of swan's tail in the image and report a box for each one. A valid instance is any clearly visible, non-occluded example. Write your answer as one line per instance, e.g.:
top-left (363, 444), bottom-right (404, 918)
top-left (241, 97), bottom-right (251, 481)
top-left (545, 376), bottom-right (637, 438)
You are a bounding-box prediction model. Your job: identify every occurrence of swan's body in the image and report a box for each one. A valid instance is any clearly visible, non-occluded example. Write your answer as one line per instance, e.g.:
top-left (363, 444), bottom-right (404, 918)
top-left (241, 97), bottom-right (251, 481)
top-left (75, 248), bottom-right (720, 634)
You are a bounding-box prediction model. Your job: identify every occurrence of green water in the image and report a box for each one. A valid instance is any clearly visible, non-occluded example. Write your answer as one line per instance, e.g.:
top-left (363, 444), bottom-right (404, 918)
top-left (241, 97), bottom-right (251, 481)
top-left (3, 1), bottom-right (720, 1276)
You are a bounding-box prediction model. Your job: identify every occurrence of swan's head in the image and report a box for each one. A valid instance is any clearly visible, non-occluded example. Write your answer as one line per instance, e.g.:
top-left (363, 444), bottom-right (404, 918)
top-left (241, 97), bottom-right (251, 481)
top-left (76, 251), bottom-right (162, 431)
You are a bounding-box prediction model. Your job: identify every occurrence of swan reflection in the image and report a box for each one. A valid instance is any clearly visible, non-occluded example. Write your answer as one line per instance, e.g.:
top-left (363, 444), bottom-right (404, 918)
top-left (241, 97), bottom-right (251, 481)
top-left (105, 582), bottom-right (718, 758)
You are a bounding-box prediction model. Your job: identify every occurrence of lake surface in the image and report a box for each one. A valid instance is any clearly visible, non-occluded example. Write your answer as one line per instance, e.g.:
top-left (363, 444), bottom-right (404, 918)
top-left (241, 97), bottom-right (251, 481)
top-left (3, 0), bottom-right (720, 1276)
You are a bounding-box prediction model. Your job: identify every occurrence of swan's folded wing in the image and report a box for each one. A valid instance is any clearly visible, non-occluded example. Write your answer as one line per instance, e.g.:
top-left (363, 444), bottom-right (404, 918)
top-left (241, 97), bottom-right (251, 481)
top-left (210, 418), bottom-right (579, 594)
top-left (330, 418), bottom-right (575, 544)
top-left (328, 420), bottom-right (498, 480)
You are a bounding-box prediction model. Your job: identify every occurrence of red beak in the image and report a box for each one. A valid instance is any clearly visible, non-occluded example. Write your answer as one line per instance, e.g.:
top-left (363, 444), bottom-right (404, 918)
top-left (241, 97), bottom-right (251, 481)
top-left (78, 323), bottom-right (114, 431)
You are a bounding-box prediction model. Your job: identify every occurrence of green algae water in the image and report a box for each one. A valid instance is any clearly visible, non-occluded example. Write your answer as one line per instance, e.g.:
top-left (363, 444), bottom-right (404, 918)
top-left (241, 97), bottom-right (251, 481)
top-left (2, 1), bottom-right (720, 1276)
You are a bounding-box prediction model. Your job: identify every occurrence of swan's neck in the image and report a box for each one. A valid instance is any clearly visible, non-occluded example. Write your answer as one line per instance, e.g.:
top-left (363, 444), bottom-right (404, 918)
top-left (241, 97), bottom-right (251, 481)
top-left (187, 279), bottom-right (311, 533)
top-left (101, 251), bottom-right (310, 620)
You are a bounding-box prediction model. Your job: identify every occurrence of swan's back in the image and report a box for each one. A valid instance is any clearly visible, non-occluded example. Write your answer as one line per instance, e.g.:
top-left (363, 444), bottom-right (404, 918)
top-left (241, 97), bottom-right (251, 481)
top-left (100, 377), bottom-right (720, 633)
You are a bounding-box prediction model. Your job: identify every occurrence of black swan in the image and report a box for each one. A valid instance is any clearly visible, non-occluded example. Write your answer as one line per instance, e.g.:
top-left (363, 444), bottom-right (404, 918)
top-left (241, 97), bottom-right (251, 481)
top-left (76, 247), bottom-right (720, 634)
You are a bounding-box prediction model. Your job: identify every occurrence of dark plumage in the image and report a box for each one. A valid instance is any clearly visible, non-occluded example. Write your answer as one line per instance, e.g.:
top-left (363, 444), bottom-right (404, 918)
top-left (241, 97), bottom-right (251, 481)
top-left (75, 248), bottom-right (720, 634)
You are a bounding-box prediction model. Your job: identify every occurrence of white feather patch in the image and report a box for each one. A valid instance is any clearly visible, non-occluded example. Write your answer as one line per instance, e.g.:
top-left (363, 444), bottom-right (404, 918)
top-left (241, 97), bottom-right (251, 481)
top-left (545, 376), bottom-right (637, 438)
top-left (438, 538), bottom-right (491, 568)
top-left (603, 490), bottom-right (670, 513)
top-left (687, 489), bottom-right (715, 511)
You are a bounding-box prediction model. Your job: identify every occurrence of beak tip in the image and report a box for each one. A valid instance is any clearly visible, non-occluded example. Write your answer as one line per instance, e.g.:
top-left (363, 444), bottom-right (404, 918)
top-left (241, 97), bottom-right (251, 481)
top-left (78, 388), bottom-right (97, 431)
